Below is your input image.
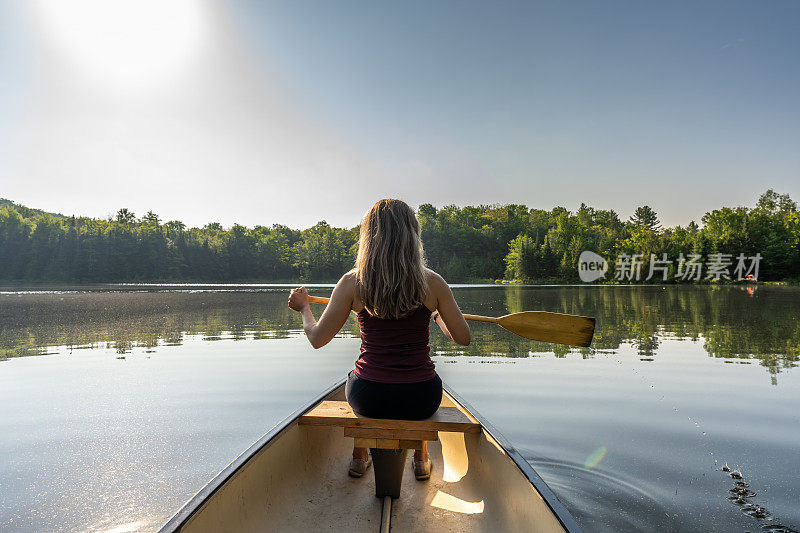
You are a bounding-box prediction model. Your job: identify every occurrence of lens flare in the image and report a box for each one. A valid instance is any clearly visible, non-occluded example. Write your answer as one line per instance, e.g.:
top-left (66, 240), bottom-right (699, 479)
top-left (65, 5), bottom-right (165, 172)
top-left (584, 446), bottom-right (607, 469)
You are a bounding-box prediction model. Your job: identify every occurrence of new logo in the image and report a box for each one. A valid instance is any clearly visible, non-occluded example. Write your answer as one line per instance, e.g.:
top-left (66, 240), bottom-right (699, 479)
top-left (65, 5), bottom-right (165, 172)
top-left (578, 251), bottom-right (608, 282)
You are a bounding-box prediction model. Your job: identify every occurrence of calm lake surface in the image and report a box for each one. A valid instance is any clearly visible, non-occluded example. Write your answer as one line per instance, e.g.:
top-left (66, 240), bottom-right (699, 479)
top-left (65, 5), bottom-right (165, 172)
top-left (1, 285), bottom-right (799, 532)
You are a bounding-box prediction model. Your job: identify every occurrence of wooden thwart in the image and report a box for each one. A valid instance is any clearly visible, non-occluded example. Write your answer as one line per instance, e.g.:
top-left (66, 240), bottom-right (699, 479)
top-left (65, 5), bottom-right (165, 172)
top-left (300, 400), bottom-right (479, 452)
top-left (299, 401), bottom-right (481, 434)
top-left (344, 427), bottom-right (438, 441)
top-left (353, 438), bottom-right (424, 450)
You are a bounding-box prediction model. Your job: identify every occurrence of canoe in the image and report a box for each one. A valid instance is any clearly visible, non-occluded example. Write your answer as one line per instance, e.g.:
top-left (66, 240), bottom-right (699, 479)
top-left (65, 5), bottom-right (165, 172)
top-left (159, 378), bottom-right (582, 532)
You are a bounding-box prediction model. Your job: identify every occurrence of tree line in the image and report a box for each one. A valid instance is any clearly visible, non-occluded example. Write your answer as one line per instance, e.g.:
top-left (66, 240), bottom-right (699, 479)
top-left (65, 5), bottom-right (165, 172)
top-left (0, 190), bottom-right (798, 283)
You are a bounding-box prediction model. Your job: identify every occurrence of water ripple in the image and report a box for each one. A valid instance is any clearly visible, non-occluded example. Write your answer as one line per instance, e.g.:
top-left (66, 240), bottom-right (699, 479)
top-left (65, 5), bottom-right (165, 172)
top-left (526, 455), bottom-right (673, 532)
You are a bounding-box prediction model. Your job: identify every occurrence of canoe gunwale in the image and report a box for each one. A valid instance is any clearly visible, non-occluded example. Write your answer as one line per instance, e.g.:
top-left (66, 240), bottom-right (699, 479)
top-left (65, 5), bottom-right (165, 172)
top-left (443, 383), bottom-right (583, 533)
top-left (159, 377), bottom-right (583, 533)
top-left (158, 377), bottom-right (346, 533)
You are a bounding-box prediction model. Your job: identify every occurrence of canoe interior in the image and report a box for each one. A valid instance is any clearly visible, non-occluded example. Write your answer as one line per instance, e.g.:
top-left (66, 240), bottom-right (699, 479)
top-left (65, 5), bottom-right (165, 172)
top-left (162, 382), bottom-right (574, 532)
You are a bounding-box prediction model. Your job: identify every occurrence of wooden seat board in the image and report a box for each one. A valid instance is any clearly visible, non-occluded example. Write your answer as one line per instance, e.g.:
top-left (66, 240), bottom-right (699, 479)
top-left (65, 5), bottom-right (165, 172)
top-left (299, 401), bottom-right (481, 434)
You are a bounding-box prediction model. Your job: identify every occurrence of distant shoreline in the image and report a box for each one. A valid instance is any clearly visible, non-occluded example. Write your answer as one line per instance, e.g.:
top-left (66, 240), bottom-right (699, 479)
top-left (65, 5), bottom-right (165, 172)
top-left (0, 279), bottom-right (793, 293)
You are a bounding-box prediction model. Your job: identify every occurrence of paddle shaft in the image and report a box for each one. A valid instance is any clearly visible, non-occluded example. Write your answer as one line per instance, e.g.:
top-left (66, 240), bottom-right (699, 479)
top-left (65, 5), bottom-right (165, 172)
top-left (461, 314), bottom-right (498, 324)
top-left (308, 295), bottom-right (498, 323)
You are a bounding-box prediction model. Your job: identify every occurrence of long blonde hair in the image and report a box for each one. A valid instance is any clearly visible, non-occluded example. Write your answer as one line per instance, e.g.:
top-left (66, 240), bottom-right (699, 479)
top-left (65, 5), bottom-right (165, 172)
top-left (355, 199), bottom-right (428, 319)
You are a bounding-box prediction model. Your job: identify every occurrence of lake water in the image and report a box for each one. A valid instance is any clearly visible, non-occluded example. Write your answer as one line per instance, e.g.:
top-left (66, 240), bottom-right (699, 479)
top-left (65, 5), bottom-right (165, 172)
top-left (1, 285), bottom-right (798, 532)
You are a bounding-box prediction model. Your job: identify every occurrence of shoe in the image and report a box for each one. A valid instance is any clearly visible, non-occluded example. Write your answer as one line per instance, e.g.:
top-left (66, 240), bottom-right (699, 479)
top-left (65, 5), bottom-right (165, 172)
top-left (348, 453), bottom-right (372, 478)
top-left (413, 457), bottom-right (432, 480)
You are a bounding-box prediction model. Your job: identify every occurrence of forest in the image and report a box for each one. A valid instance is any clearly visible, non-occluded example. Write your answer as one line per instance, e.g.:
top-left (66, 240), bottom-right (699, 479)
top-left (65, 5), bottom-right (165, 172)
top-left (0, 190), bottom-right (798, 283)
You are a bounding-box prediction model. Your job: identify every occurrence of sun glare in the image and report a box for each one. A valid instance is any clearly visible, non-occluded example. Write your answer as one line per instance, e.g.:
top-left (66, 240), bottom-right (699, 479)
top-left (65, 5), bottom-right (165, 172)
top-left (33, 0), bottom-right (205, 94)
top-left (440, 431), bottom-right (469, 482)
top-left (430, 491), bottom-right (485, 515)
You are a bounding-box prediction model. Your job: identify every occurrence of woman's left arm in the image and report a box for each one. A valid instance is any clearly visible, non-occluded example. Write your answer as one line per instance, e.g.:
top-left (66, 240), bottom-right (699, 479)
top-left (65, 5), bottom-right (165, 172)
top-left (287, 274), bottom-right (354, 349)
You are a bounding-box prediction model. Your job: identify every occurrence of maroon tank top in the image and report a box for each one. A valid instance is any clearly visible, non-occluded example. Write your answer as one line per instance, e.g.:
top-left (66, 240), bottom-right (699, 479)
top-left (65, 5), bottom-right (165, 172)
top-left (353, 305), bottom-right (436, 383)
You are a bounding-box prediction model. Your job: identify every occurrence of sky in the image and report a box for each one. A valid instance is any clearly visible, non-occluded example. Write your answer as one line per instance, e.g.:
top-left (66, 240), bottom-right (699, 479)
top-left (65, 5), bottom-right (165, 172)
top-left (0, 0), bottom-right (798, 229)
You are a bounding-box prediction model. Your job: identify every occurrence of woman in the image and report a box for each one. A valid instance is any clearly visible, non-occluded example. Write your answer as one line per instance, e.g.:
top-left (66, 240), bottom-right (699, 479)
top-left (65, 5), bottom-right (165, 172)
top-left (287, 199), bottom-right (470, 481)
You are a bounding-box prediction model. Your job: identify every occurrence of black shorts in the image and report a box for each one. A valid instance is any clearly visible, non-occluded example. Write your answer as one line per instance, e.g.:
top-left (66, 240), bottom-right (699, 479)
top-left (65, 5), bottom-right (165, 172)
top-left (345, 370), bottom-right (443, 420)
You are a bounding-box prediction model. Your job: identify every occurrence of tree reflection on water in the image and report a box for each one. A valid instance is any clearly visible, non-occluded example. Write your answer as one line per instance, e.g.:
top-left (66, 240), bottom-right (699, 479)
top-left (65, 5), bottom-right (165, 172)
top-left (1, 285), bottom-right (798, 381)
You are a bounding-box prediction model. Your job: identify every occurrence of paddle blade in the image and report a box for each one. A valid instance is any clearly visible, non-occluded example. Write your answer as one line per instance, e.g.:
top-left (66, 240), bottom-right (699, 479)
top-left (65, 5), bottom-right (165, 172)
top-left (497, 311), bottom-right (595, 347)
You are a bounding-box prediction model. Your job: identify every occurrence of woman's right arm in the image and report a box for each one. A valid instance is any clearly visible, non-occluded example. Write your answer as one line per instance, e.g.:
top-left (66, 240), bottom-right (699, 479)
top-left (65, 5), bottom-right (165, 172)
top-left (287, 273), bottom-right (354, 349)
top-left (429, 272), bottom-right (470, 346)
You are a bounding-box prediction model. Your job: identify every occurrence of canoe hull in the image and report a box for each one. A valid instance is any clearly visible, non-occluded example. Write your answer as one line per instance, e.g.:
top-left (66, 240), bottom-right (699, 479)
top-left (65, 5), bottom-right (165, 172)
top-left (160, 379), bottom-right (581, 532)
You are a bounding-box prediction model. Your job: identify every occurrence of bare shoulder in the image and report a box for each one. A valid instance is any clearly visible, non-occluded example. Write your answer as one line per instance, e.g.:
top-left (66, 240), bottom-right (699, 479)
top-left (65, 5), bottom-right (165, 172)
top-left (424, 268), bottom-right (446, 289)
top-left (424, 268), bottom-right (449, 306)
top-left (340, 269), bottom-right (361, 311)
top-left (338, 270), bottom-right (358, 291)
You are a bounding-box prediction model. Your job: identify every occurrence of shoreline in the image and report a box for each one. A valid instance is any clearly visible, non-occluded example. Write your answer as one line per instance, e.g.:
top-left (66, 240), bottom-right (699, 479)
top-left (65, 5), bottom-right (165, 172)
top-left (0, 280), bottom-right (795, 294)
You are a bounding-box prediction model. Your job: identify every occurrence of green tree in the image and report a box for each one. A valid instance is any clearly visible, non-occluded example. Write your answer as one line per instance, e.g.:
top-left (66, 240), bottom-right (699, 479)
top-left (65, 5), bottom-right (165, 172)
top-left (116, 208), bottom-right (136, 224)
top-left (630, 205), bottom-right (661, 231)
top-left (143, 211), bottom-right (161, 226)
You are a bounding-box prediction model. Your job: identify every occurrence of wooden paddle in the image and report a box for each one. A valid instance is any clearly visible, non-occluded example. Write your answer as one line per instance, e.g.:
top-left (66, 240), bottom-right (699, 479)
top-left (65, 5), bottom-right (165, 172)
top-left (306, 296), bottom-right (595, 348)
